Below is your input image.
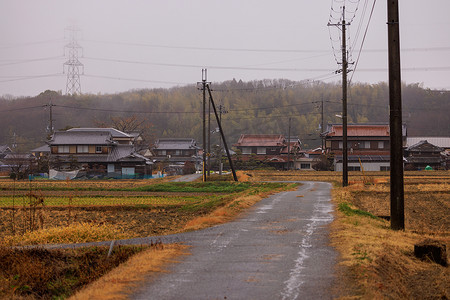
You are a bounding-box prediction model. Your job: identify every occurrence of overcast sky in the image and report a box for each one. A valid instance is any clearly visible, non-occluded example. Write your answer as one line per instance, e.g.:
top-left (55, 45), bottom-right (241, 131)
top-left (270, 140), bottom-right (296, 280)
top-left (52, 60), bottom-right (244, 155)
top-left (0, 0), bottom-right (449, 97)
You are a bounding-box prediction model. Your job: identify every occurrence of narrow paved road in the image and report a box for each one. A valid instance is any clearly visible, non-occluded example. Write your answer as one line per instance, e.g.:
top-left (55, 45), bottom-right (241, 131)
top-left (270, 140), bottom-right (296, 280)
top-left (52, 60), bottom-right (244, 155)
top-left (132, 181), bottom-right (336, 300)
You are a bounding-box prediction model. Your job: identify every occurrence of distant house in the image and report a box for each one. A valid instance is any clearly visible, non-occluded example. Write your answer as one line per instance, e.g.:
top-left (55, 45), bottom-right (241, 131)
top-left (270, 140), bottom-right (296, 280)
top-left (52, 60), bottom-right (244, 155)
top-left (1, 153), bottom-right (35, 176)
top-left (151, 138), bottom-right (201, 173)
top-left (404, 140), bottom-right (445, 170)
top-left (296, 148), bottom-right (323, 170)
top-left (406, 137), bottom-right (450, 151)
top-left (47, 128), bottom-right (152, 179)
top-left (323, 123), bottom-right (407, 171)
top-left (233, 134), bottom-right (301, 169)
top-left (0, 145), bottom-right (12, 159)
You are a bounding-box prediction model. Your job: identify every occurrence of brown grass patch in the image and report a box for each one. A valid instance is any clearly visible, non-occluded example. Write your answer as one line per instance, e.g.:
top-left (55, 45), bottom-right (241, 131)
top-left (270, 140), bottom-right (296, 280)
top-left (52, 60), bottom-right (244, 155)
top-left (331, 184), bottom-right (450, 299)
top-left (0, 244), bottom-right (150, 299)
top-left (70, 244), bottom-right (189, 300)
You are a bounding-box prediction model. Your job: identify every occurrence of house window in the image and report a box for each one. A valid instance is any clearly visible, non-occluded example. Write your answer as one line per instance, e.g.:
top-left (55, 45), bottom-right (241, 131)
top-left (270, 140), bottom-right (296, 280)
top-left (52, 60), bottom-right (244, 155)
top-left (159, 150), bottom-right (166, 156)
top-left (338, 141), bottom-right (342, 149)
top-left (363, 141), bottom-right (371, 149)
top-left (257, 147), bottom-right (266, 155)
top-left (301, 163), bottom-right (310, 169)
top-left (242, 147), bottom-right (251, 154)
top-left (348, 166), bottom-right (361, 171)
top-left (174, 150), bottom-right (182, 156)
top-left (58, 145), bottom-right (70, 153)
top-left (378, 141), bottom-right (384, 149)
top-left (96, 146), bottom-right (102, 153)
top-left (380, 166), bottom-right (390, 171)
top-left (77, 145), bottom-right (89, 153)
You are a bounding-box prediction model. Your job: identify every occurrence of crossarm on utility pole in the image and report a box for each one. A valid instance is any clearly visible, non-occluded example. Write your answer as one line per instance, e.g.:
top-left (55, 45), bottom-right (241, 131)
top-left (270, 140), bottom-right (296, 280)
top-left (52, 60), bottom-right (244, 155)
top-left (206, 84), bottom-right (238, 182)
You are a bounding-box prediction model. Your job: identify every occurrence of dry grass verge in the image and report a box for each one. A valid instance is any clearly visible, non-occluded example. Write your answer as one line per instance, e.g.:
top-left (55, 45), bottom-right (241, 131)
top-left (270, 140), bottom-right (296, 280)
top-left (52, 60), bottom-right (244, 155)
top-left (70, 244), bottom-right (189, 300)
top-left (0, 244), bottom-right (150, 299)
top-left (331, 186), bottom-right (449, 299)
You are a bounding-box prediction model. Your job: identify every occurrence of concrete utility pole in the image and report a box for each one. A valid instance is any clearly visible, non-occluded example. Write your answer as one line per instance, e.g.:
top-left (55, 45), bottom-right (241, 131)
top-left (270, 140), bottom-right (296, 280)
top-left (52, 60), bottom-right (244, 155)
top-left (206, 85), bottom-right (238, 182)
top-left (218, 104), bottom-right (228, 175)
top-left (341, 6), bottom-right (349, 187)
top-left (46, 99), bottom-right (54, 137)
top-left (387, 0), bottom-right (405, 230)
top-left (201, 69), bottom-right (208, 182)
top-left (328, 6), bottom-right (349, 187)
top-left (287, 117), bottom-right (291, 170)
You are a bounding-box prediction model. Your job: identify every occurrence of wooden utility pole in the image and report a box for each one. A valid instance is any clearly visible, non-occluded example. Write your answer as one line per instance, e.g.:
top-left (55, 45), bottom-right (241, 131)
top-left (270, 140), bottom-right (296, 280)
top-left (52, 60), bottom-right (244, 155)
top-left (341, 6), bottom-right (349, 187)
top-left (387, 0), bottom-right (405, 230)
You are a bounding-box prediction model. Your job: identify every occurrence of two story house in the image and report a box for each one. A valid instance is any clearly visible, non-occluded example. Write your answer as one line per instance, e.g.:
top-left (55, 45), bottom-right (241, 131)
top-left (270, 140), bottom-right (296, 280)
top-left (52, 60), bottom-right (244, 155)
top-left (404, 140), bottom-right (446, 170)
top-left (151, 138), bottom-right (201, 172)
top-left (233, 134), bottom-right (301, 169)
top-left (48, 128), bottom-right (152, 179)
top-left (323, 123), bottom-right (407, 171)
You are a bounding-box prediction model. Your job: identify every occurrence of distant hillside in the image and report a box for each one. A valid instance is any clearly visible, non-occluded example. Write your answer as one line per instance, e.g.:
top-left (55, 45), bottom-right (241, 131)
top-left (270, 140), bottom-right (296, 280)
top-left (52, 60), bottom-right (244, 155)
top-left (0, 80), bottom-right (448, 152)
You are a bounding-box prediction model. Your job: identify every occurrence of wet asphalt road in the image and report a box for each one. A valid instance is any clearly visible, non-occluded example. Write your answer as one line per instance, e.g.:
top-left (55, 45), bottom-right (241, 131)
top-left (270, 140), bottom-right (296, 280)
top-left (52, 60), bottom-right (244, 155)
top-left (131, 181), bottom-right (336, 300)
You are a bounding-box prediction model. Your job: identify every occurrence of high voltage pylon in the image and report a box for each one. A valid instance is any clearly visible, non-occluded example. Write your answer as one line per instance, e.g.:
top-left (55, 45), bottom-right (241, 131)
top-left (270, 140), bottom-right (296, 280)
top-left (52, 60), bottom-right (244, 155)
top-left (64, 26), bottom-right (84, 95)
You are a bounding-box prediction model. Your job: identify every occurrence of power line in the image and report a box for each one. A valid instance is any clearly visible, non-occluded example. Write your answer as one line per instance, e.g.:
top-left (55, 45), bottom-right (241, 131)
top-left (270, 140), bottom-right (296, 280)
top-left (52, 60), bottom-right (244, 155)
top-left (83, 56), bottom-right (334, 72)
top-left (0, 55), bottom-right (64, 67)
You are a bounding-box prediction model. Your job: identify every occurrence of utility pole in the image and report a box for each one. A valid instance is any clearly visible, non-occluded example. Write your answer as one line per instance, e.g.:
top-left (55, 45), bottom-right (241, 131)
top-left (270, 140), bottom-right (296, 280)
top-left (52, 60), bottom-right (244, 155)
top-left (218, 104), bottom-right (228, 175)
top-left (199, 69), bottom-right (209, 182)
top-left (207, 93), bottom-right (211, 177)
top-left (387, 0), bottom-right (405, 230)
top-left (341, 6), bottom-right (349, 187)
top-left (287, 117), bottom-right (291, 170)
top-left (206, 85), bottom-right (238, 181)
top-left (64, 26), bottom-right (84, 95)
top-left (321, 97), bottom-right (324, 150)
top-left (328, 6), bottom-right (350, 187)
top-left (46, 98), bottom-right (54, 137)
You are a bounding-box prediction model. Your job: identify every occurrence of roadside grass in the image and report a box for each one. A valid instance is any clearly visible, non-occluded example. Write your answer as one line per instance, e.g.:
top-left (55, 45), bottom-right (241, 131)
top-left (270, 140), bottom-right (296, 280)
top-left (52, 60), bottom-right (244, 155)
top-left (69, 244), bottom-right (189, 300)
top-left (0, 195), bottom-right (215, 207)
top-left (331, 183), bottom-right (449, 299)
top-left (2, 223), bottom-right (130, 246)
top-left (0, 244), bottom-right (152, 299)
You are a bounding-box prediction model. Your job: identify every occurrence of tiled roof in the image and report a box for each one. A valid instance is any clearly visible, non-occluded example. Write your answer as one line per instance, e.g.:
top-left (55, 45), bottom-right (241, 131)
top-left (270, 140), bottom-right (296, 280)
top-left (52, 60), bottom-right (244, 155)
top-left (49, 131), bottom-right (115, 145)
top-left (234, 134), bottom-right (285, 147)
top-left (68, 128), bottom-right (132, 139)
top-left (154, 138), bottom-right (199, 150)
top-left (327, 124), bottom-right (390, 137)
top-left (406, 137), bottom-right (450, 148)
top-left (334, 155), bottom-right (390, 162)
top-left (31, 145), bottom-right (51, 152)
top-left (406, 140), bottom-right (444, 152)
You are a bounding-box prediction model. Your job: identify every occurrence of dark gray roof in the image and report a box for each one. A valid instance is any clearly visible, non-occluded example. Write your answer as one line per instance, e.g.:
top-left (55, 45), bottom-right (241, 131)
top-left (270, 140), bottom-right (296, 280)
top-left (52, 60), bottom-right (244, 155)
top-left (68, 128), bottom-right (132, 139)
top-left (31, 144), bottom-right (51, 153)
top-left (50, 131), bottom-right (115, 145)
top-left (154, 138), bottom-right (199, 150)
top-left (0, 145), bottom-right (12, 153)
top-left (405, 157), bottom-right (444, 164)
top-left (108, 145), bottom-right (150, 163)
top-left (405, 140), bottom-right (444, 152)
top-left (335, 155), bottom-right (390, 163)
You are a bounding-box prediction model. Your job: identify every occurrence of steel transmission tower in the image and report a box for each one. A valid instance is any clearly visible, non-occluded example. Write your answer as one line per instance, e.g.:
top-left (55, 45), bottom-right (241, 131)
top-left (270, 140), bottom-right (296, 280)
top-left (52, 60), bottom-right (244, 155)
top-left (64, 26), bottom-right (84, 95)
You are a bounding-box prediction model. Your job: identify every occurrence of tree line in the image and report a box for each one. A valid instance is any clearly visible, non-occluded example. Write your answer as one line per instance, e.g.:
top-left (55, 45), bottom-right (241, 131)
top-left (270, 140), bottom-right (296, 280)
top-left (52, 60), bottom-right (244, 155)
top-left (0, 79), bottom-right (448, 153)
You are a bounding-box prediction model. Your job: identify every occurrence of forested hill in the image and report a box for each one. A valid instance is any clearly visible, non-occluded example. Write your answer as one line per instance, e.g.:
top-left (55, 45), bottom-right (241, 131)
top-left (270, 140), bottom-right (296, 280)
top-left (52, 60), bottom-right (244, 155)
top-left (1, 79), bottom-right (449, 152)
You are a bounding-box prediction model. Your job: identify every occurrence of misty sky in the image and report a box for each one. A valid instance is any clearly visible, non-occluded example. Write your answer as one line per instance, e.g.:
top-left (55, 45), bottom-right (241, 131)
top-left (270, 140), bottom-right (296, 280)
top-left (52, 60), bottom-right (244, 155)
top-left (0, 0), bottom-right (449, 97)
